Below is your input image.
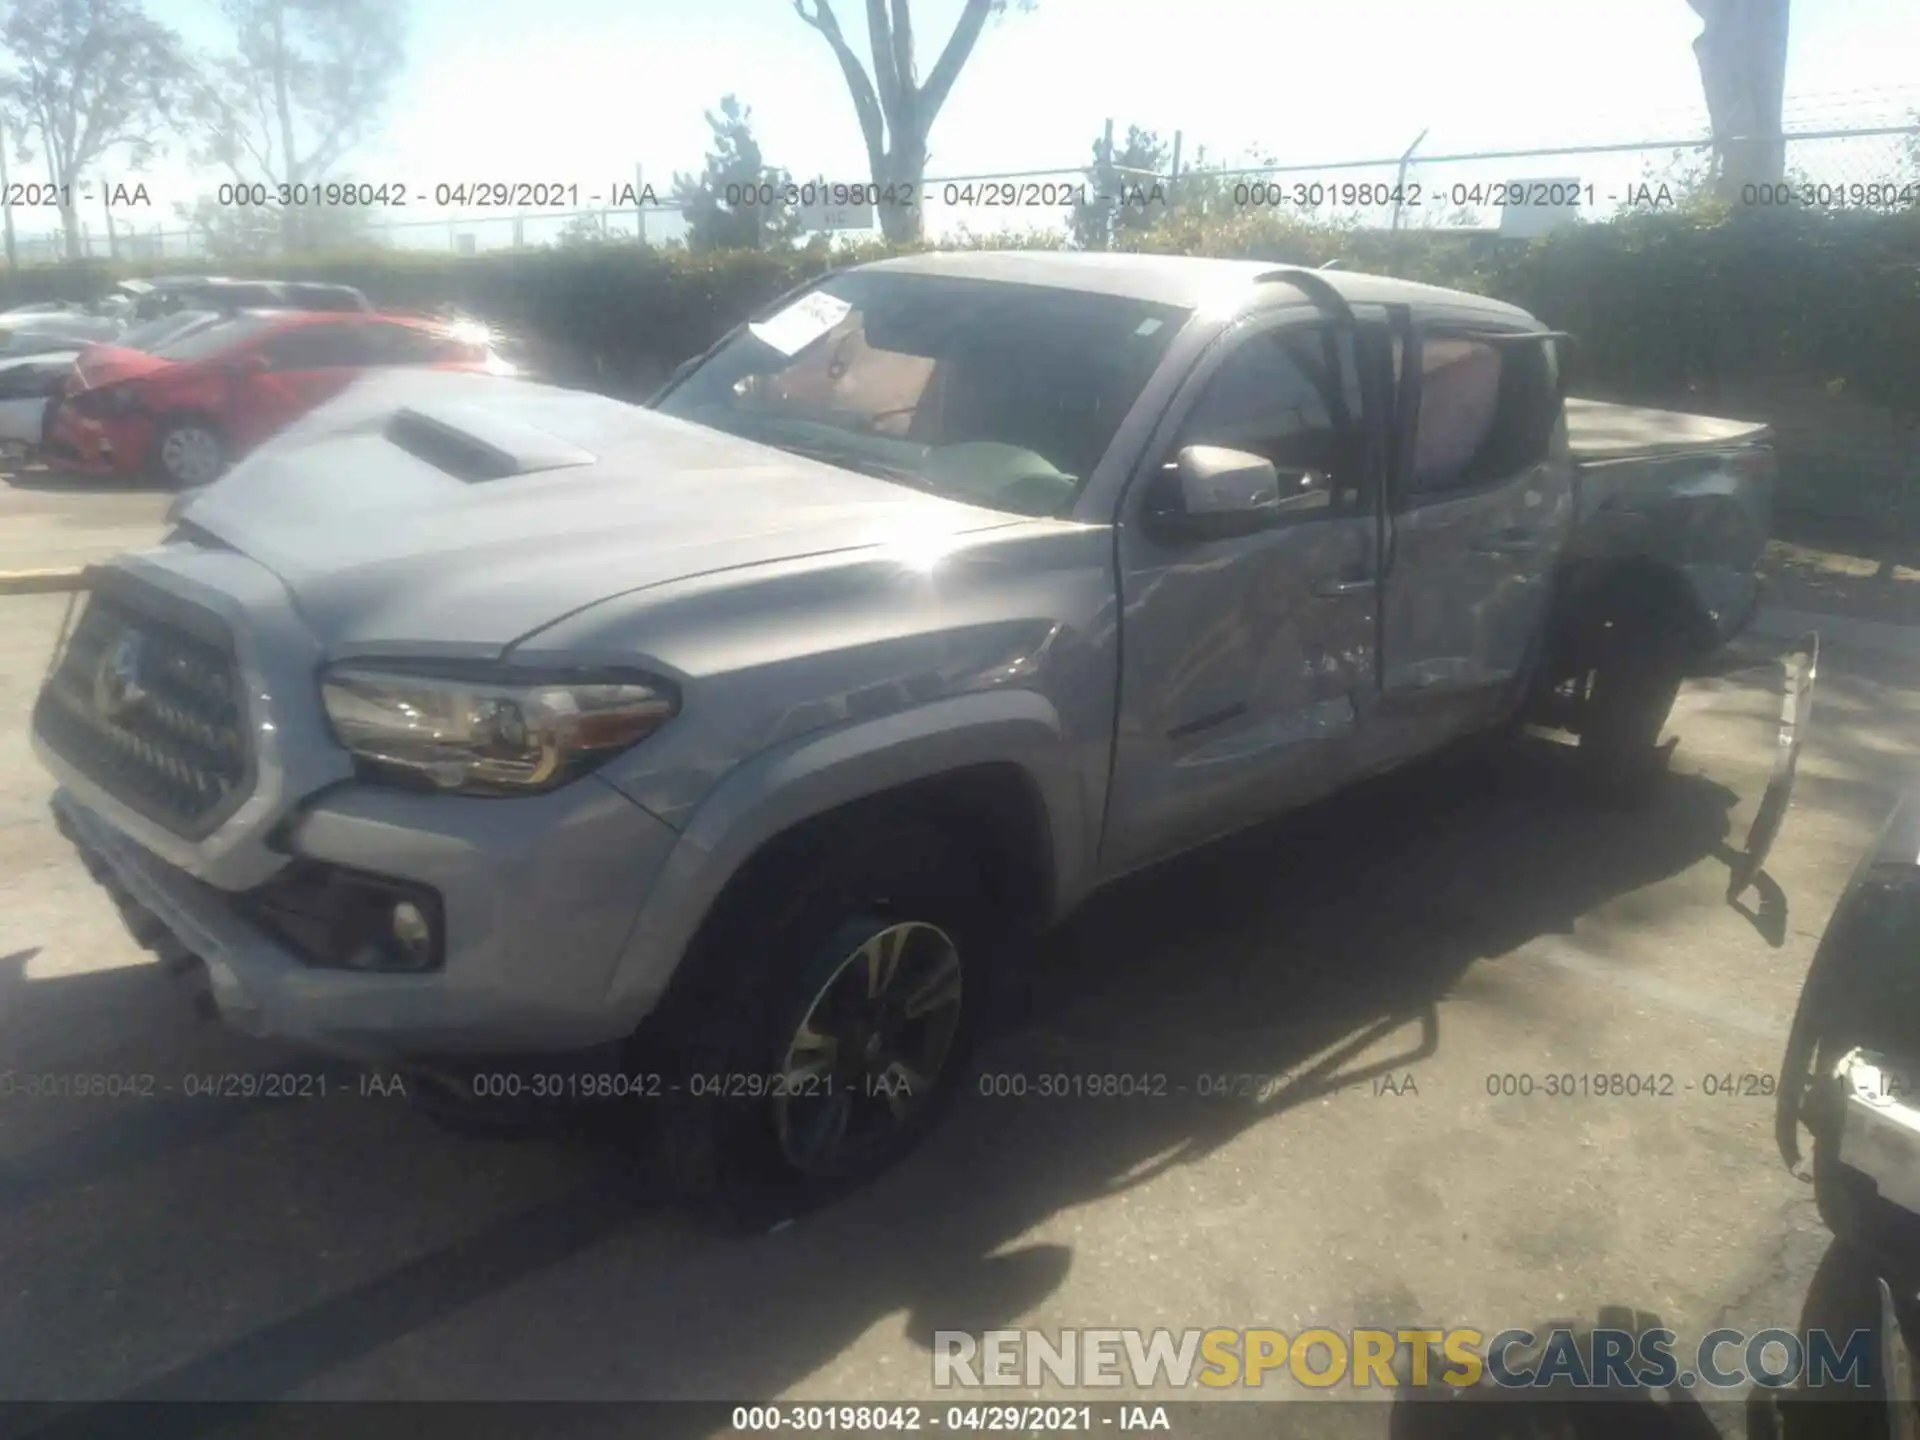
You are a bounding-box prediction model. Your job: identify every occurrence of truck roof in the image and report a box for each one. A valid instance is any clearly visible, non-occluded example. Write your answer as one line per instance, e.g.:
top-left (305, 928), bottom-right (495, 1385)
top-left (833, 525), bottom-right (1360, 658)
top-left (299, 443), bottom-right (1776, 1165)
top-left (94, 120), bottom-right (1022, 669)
top-left (863, 250), bottom-right (1538, 323)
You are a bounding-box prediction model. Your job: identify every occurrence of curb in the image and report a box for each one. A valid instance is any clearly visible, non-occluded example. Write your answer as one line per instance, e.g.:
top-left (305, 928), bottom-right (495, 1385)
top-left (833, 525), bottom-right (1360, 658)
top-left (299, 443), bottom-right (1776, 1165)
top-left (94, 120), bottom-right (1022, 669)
top-left (0, 567), bottom-right (87, 596)
top-left (1752, 605), bottom-right (1920, 661)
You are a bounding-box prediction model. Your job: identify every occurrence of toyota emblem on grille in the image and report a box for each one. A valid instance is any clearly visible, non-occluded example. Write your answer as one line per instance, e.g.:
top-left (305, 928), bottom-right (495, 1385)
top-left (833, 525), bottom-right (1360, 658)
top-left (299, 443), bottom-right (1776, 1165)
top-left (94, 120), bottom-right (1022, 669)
top-left (94, 631), bottom-right (149, 722)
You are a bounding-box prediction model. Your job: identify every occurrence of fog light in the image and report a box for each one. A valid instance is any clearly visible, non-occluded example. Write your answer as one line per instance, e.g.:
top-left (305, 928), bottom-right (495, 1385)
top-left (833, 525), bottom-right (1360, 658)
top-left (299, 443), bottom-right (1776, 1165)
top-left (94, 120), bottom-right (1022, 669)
top-left (240, 861), bottom-right (445, 973)
top-left (391, 902), bottom-right (434, 968)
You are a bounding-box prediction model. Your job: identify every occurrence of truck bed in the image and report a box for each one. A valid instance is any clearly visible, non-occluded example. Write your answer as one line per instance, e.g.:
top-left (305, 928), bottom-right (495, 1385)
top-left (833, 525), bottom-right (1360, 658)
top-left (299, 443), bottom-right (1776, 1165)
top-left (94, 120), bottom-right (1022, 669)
top-left (1560, 397), bottom-right (1775, 655)
top-left (1565, 397), bottom-right (1771, 463)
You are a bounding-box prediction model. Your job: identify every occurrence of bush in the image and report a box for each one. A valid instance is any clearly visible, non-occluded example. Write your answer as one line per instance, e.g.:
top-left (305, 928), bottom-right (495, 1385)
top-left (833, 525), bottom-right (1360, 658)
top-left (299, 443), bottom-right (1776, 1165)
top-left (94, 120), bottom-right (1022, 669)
top-left (7, 205), bottom-right (1915, 441)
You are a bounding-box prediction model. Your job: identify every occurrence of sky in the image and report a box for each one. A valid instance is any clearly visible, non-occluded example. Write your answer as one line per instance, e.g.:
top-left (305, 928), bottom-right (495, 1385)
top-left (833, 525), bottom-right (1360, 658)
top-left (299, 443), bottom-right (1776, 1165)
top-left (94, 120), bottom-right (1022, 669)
top-left (25, 0), bottom-right (1920, 251)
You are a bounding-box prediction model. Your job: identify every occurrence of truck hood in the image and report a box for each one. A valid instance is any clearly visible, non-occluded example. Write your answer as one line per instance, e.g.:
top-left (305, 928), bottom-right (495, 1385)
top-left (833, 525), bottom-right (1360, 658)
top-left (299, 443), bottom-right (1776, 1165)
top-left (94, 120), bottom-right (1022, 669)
top-left (174, 369), bottom-right (1026, 653)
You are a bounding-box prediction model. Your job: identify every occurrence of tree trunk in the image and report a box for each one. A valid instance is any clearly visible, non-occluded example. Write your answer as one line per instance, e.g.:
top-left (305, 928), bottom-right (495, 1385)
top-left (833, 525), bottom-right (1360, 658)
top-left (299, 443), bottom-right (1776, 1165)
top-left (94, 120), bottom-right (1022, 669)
top-left (878, 142), bottom-right (926, 242)
top-left (59, 196), bottom-right (81, 260)
top-left (1689, 0), bottom-right (1790, 200)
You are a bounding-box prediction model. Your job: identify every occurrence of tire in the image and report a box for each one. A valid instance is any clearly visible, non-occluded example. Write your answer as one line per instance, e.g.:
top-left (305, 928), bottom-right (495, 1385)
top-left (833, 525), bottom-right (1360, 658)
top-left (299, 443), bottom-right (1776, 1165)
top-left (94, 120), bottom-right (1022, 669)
top-left (641, 815), bottom-right (1001, 1218)
top-left (1574, 614), bottom-right (1684, 802)
top-left (151, 417), bottom-right (226, 489)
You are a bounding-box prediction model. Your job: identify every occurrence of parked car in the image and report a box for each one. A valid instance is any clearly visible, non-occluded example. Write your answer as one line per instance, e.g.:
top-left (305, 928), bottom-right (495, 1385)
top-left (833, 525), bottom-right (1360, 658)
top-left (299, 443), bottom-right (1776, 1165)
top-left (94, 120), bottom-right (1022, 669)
top-left (118, 276), bottom-right (372, 321)
top-left (0, 310), bottom-right (126, 353)
top-left (43, 309), bottom-right (509, 486)
top-left (0, 300), bottom-right (84, 318)
top-left (34, 253), bottom-right (1776, 1204)
top-left (1777, 784), bottom-right (1920, 1421)
top-left (0, 278), bottom-right (375, 360)
top-left (0, 311), bottom-right (230, 453)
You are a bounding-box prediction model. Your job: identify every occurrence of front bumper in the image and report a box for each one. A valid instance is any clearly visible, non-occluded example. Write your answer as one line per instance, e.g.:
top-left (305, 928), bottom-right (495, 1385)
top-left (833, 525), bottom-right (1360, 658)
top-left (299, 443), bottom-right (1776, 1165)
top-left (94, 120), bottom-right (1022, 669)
top-left (52, 777), bottom-right (682, 1060)
top-left (43, 406), bottom-right (143, 476)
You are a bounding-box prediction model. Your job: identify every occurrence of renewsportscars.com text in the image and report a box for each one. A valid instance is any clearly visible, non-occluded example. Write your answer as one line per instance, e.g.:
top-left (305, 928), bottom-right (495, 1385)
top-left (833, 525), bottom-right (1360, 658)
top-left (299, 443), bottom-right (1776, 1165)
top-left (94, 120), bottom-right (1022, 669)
top-left (933, 1326), bottom-right (1879, 1392)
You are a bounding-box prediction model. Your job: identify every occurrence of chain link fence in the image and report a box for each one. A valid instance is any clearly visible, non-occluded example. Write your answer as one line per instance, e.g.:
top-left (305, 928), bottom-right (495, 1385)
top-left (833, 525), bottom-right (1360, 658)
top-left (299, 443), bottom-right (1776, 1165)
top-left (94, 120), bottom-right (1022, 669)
top-left (5, 122), bottom-right (1915, 264)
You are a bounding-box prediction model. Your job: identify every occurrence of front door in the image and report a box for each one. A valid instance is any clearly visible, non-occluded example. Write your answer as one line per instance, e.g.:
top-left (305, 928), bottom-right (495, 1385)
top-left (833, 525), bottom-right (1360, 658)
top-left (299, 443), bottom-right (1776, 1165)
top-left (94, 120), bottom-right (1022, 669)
top-left (232, 320), bottom-right (372, 451)
top-left (1102, 316), bottom-right (1380, 879)
top-left (1366, 328), bottom-right (1573, 764)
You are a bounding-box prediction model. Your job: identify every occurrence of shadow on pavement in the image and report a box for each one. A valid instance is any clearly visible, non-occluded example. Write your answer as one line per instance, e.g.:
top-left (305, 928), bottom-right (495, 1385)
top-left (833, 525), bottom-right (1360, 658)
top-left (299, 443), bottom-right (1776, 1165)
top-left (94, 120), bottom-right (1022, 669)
top-left (0, 734), bottom-right (1773, 1429)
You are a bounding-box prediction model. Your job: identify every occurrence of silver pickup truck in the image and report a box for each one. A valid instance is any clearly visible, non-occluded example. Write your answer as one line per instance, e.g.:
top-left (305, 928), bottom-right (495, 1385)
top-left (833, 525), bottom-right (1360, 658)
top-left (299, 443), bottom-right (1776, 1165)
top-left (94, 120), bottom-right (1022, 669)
top-left (32, 253), bottom-right (1775, 1201)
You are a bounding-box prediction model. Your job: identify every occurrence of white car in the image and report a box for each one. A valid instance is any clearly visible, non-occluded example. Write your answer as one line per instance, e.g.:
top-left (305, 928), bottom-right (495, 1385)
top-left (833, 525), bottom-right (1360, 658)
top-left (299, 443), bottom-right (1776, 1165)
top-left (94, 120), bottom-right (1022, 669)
top-left (0, 349), bottom-right (78, 449)
top-left (0, 310), bottom-right (229, 455)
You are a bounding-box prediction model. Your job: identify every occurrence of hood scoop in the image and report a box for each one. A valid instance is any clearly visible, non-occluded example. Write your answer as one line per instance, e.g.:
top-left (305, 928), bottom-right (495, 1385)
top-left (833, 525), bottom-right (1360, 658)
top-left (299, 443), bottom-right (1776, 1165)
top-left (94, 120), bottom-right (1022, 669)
top-left (385, 402), bottom-right (599, 483)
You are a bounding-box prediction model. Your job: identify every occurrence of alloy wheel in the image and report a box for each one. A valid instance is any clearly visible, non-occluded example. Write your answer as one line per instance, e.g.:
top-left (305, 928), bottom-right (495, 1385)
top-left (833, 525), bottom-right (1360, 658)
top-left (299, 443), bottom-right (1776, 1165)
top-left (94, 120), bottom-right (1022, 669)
top-left (772, 919), bottom-right (966, 1177)
top-left (160, 427), bottom-right (223, 486)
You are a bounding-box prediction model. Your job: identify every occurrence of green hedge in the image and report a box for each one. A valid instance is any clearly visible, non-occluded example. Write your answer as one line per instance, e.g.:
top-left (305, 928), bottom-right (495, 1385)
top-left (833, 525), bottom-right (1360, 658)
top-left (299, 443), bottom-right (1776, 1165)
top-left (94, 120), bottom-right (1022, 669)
top-left (6, 206), bottom-right (1915, 421)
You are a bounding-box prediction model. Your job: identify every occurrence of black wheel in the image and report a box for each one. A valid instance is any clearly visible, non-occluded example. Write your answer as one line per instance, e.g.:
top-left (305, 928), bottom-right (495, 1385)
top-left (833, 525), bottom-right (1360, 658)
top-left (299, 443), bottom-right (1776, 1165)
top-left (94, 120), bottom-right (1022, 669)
top-left (642, 816), bottom-right (999, 1214)
top-left (1574, 615), bottom-right (1684, 801)
top-left (151, 417), bottom-right (226, 489)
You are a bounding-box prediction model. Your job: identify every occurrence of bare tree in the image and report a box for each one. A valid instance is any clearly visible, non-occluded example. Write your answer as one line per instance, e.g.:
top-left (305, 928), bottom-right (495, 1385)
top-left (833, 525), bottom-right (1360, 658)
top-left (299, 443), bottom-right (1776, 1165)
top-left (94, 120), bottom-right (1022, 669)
top-left (0, 0), bottom-right (191, 259)
top-left (192, 0), bottom-right (406, 252)
top-left (793, 0), bottom-right (1028, 242)
top-left (1687, 0), bottom-right (1790, 199)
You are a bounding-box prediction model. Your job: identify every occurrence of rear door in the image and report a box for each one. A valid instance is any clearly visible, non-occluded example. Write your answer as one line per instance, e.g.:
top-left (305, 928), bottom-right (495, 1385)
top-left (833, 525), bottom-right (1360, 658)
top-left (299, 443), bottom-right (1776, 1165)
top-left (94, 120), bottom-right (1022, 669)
top-left (1366, 325), bottom-right (1573, 763)
top-left (1101, 314), bottom-right (1380, 878)
top-left (231, 320), bottom-right (374, 449)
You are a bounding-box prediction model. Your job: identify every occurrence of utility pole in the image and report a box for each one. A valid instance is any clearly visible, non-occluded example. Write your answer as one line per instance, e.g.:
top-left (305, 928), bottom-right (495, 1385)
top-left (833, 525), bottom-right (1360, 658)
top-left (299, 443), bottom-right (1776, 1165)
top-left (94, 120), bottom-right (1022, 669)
top-left (634, 162), bottom-right (647, 246)
top-left (0, 113), bottom-right (15, 270)
top-left (1099, 118), bottom-right (1116, 251)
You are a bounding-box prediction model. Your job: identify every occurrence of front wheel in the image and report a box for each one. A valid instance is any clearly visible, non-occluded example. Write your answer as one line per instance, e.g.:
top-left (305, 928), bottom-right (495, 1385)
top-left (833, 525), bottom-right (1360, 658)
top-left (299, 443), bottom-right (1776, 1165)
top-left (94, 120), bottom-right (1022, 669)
top-left (152, 418), bottom-right (226, 489)
top-left (644, 818), bottom-right (999, 1214)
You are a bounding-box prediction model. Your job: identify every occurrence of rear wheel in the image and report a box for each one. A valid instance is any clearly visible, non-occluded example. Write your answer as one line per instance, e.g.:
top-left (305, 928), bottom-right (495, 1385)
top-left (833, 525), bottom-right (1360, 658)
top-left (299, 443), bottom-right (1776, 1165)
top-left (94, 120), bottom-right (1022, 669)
top-left (152, 418), bottom-right (226, 489)
top-left (642, 816), bottom-right (1000, 1217)
top-left (1572, 612), bottom-right (1685, 801)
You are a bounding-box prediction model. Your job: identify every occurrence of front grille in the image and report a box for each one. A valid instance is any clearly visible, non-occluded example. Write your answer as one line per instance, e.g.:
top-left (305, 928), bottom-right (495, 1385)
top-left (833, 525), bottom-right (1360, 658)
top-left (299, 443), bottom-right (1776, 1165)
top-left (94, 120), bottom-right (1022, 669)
top-left (34, 590), bottom-right (251, 837)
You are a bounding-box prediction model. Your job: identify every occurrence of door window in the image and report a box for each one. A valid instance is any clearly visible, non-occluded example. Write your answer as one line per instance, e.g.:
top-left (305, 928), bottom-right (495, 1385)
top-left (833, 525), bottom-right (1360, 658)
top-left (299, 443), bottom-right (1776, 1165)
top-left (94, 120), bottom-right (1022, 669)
top-left (259, 322), bottom-right (371, 370)
top-left (1403, 336), bottom-right (1559, 498)
top-left (1171, 324), bottom-right (1367, 516)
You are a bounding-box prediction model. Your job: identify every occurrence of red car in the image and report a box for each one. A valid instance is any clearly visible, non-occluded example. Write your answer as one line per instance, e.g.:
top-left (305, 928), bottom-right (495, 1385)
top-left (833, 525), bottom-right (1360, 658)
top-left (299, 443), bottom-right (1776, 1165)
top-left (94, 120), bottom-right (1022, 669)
top-left (45, 309), bottom-right (509, 487)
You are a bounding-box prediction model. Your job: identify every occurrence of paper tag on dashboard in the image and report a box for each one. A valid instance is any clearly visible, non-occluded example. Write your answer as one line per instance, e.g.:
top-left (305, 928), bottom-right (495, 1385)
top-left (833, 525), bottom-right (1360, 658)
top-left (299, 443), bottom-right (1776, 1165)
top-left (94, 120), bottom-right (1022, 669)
top-left (749, 292), bottom-right (853, 357)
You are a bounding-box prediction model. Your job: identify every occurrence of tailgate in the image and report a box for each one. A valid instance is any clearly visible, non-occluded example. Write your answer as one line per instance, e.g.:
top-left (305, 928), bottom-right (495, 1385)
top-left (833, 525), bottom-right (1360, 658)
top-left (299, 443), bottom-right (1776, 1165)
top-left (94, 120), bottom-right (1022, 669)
top-left (1566, 397), bottom-right (1771, 462)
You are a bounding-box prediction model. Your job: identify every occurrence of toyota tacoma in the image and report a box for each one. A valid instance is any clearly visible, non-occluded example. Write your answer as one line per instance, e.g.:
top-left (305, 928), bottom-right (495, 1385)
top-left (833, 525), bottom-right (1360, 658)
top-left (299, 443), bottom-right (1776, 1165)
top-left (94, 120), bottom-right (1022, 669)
top-left (33, 253), bottom-right (1776, 1201)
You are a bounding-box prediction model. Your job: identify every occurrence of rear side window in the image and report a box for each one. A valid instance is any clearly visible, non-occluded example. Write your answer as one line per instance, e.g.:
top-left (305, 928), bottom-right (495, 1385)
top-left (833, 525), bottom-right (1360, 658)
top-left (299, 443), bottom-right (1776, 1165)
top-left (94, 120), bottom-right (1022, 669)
top-left (1404, 336), bottom-right (1559, 497)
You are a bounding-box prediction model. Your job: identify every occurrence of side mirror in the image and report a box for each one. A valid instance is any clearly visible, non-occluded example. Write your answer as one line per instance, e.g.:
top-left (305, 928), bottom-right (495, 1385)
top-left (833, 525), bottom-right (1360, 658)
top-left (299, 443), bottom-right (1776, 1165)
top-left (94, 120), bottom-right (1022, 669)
top-left (1143, 445), bottom-right (1331, 542)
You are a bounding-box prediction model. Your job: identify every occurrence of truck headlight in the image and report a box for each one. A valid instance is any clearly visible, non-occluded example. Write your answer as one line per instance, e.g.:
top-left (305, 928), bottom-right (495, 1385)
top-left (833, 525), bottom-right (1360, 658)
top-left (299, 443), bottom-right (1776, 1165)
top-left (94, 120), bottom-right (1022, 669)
top-left (320, 665), bottom-right (678, 795)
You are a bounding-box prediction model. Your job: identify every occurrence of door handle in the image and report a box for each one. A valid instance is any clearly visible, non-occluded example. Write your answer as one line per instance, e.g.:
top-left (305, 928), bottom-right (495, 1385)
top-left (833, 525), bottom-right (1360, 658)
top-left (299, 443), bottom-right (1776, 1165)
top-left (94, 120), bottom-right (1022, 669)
top-left (1310, 573), bottom-right (1377, 598)
top-left (1470, 528), bottom-right (1544, 556)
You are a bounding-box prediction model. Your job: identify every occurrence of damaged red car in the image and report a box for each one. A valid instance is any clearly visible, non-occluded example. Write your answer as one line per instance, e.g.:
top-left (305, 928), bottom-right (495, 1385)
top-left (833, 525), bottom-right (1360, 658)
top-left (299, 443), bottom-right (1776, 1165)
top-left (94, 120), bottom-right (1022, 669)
top-left (45, 309), bottom-right (512, 487)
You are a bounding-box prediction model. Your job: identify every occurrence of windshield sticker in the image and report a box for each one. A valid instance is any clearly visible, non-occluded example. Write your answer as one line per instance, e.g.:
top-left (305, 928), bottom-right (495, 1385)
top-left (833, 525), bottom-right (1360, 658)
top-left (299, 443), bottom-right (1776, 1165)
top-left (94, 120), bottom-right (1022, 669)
top-left (1134, 317), bottom-right (1164, 336)
top-left (750, 291), bottom-right (853, 357)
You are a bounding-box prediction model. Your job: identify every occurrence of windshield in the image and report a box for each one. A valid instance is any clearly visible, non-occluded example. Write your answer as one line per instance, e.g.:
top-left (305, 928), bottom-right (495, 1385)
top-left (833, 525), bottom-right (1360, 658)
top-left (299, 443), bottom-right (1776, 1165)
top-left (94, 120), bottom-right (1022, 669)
top-left (118, 310), bottom-right (221, 353)
top-left (149, 313), bottom-right (282, 361)
top-left (653, 271), bottom-right (1188, 516)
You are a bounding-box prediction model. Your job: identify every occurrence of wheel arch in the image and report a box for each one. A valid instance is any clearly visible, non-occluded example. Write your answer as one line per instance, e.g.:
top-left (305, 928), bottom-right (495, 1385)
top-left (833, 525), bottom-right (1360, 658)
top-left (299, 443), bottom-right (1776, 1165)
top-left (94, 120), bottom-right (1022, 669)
top-left (603, 689), bottom-right (1086, 1030)
top-left (1539, 554), bottom-right (1718, 682)
top-left (148, 408), bottom-right (230, 484)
